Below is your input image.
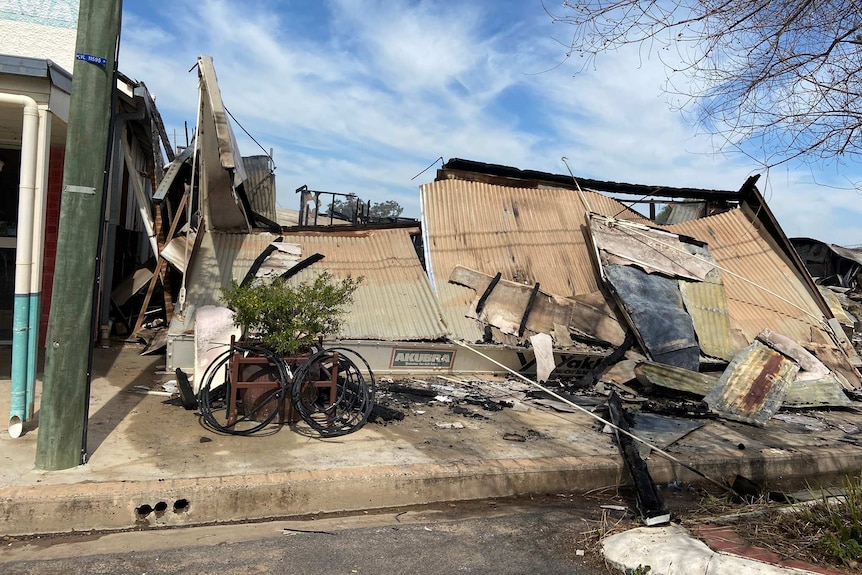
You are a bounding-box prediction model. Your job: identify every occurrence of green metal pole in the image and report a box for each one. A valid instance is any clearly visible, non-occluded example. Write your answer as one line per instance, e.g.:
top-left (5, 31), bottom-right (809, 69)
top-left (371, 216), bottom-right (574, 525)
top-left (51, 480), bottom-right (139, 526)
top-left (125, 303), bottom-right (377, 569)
top-left (35, 0), bottom-right (122, 470)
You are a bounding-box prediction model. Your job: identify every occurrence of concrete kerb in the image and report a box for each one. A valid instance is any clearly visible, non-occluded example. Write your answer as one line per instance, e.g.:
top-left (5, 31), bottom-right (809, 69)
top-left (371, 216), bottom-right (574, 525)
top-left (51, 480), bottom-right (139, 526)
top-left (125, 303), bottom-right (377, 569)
top-left (644, 443), bottom-right (862, 487)
top-left (4, 443), bottom-right (862, 537)
top-left (0, 455), bottom-right (624, 536)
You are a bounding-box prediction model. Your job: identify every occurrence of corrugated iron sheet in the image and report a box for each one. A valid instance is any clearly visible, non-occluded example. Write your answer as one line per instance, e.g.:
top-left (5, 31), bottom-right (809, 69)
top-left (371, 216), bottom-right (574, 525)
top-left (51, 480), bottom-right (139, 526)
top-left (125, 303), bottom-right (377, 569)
top-left (703, 340), bottom-right (799, 426)
top-left (784, 376), bottom-right (854, 408)
top-left (153, 146), bottom-right (193, 202)
top-left (186, 228), bottom-right (447, 341)
top-left (420, 180), bottom-right (649, 342)
top-left (664, 202), bottom-right (706, 225)
top-left (588, 211), bottom-right (735, 364)
top-left (666, 209), bottom-right (827, 345)
top-left (634, 361), bottom-right (717, 396)
top-left (197, 56), bottom-right (251, 231)
top-left (242, 155), bottom-right (277, 222)
top-left (679, 270), bottom-right (736, 361)
top-left (604, 265), bottom-right (700, 370)
top-left (819, 286), bottom-right (855, 328)
top-left (277, 208), bottom-right (300, 227)
top-left (590, 214), bottom-right (715, 281)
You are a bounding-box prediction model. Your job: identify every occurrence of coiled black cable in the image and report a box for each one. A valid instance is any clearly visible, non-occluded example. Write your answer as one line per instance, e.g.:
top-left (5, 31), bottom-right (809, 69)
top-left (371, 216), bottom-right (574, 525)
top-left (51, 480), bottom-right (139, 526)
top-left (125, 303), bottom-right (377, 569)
top-left (197, 343), bottom-right (292, 436)
top-left (291, 347), bottom-right (375, 438)
top-left (197, 343), bottom-right (374, 437)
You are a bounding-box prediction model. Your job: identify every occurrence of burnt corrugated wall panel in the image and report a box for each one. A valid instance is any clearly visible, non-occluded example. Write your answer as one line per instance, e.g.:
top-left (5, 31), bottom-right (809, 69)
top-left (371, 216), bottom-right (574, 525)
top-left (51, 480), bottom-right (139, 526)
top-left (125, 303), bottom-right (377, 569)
top-left (420, 180), bottom-right (647, 342)
top-left (186, 228), bottom-right (447, 341)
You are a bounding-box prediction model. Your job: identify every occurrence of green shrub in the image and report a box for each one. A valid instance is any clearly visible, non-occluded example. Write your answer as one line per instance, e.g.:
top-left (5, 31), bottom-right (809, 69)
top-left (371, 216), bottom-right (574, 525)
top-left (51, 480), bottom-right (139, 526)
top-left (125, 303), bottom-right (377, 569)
top-left (220, 272), bottom-right (362, 355)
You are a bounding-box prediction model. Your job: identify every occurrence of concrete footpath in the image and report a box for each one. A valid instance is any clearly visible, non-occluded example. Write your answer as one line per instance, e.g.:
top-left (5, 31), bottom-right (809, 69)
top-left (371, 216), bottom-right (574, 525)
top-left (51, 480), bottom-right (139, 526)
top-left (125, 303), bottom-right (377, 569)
top-left (2, 343), bottom-right (862, 551)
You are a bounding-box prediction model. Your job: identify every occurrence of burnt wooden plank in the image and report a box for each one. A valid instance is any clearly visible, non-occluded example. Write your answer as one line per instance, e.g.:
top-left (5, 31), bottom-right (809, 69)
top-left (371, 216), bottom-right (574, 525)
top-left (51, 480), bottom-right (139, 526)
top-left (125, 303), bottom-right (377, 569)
top-left (607, 392), bottom-right (669, 525)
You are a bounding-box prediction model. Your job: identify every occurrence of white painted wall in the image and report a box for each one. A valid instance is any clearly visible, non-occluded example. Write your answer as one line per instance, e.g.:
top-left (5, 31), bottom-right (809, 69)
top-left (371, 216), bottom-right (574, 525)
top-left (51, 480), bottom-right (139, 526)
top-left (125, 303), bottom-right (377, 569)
top-left (0, 0), bottom-right (79, 72)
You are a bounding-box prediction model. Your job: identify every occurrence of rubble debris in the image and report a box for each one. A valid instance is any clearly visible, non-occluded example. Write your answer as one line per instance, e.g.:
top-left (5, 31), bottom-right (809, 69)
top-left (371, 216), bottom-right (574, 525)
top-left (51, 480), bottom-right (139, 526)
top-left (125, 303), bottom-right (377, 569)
top-left (435, 421), bottom-right (464, 430)
top-left (451, 405), bottom-right (488, 419)
top-left (703, 340), bottom-right (798, 427)
top-left (368, 403), bottom-right (406, 424)
top-left (388, 383), bottom-right (438, 398)
top-left (141, 327), bottom-right (168, 355)
top-left (569, 290), bottom-right (628, 346)
top-left (532, 399), bottom-right (578, 413)
top-left (630, 412), bottom-right (704, 460)
top-left (530, 332), bottom-right (555, 383)
top-left (772, 413), bottom-right (828, 432)
top-left (552, 323), bottom-right (576, 348)
top-left (634, 356), bottom-right (852, 409)
top-left (527, 389), bottom-right (606, 412)
top-left (607, 392), bottom-right (670, 526)
top-left (595, 381), bottom-right (646, 403)
top-left (783, 376), bottom-right (854, 408)
top-left (806, 328), bottom-right (862, 389)
top-left (573, 332), bottom-right (636, 390)
top-left (503, 433), bottom-right (526, 442)
top-left (600, 358), bottom-right (639, 386)
top-left (633, 362), bottom-right (716, 397)
top-left (590, 215), bottom-right (716, 281)
top-left (642, 399), bottom-right (712, 419)
top-left (589, 213), bottom-right (747, 369)
top-left (463, 396), bottom-right (505, 411)
top-left (756, 329), bottom-right (829, 378)
top-left (819, 286), bottom-right (857, 332)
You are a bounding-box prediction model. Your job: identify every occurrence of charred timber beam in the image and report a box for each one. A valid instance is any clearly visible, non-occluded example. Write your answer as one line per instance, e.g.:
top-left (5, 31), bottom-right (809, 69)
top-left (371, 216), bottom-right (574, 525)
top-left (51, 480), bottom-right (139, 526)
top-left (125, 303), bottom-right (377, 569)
top-left (607, 391), bottom-right (669, 525)
top-left (475, 272), bottom-right (501, 315)
top-left (518, 282), bottom-right (541, 337)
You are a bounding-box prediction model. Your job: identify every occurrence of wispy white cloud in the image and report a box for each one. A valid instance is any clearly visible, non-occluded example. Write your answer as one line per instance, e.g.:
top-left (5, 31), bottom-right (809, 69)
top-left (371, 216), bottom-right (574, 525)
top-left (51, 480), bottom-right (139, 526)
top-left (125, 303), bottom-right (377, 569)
top-left (119, 0), bottom-right (862, 246)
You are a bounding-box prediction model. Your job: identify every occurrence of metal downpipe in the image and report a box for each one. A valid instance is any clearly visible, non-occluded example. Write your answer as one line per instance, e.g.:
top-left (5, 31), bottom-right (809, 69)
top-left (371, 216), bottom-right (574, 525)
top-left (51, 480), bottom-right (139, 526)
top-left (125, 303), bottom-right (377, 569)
top-left (1, 93), bottom-right (40, 438)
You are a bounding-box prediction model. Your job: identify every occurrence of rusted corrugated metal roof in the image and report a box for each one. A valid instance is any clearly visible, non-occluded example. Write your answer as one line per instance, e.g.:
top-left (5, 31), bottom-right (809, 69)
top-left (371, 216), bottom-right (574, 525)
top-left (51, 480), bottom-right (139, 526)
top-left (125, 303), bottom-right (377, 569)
top-left (703, 340), bottom-right (798, 426)
top-left (186, 228), bottom-right (447, 341)
top-left (420, 180), bottom-right (648, 342)
top-left (666, 208), bottom-right (828, 345)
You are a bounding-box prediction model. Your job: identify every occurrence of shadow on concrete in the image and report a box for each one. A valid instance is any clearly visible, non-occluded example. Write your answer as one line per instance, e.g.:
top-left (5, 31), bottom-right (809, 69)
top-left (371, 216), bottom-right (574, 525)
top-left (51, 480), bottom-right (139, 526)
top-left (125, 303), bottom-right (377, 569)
top-left (85, 344), bottom-right (164, 456)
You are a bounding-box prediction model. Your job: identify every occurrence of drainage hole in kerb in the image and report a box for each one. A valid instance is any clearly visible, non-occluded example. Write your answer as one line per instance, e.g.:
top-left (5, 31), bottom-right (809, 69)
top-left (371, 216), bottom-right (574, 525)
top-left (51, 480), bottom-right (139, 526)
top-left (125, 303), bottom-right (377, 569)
top-left (174, 499), bottom-right (190, 513)
top-left (135, 504), bottom-right (153, 519)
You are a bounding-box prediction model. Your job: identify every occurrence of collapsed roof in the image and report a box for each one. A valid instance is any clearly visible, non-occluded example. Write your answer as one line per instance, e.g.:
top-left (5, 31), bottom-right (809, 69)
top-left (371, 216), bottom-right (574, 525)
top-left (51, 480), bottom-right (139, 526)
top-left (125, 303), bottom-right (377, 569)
top-left (150, 57), bottom-right (860, 407)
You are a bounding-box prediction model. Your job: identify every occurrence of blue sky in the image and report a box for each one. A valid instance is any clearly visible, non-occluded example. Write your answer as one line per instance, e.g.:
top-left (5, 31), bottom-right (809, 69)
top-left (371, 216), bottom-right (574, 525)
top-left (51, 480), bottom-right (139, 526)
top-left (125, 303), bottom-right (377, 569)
top-left (119, 0), bottom-right (862, 246)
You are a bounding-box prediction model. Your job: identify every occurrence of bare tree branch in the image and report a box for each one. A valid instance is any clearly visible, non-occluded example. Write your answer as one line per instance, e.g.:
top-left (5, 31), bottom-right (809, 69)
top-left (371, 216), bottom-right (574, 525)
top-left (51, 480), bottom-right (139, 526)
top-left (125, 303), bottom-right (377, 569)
top-left (551, 1), bottom-right (862, 170)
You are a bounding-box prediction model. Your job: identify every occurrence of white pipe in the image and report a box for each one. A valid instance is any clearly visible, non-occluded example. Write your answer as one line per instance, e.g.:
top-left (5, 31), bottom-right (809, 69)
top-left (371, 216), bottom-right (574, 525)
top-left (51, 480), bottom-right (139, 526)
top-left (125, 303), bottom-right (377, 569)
top-left (0, 92), bottom-right (40, 439)
top-left (26, 106), bottom-right (52, 420)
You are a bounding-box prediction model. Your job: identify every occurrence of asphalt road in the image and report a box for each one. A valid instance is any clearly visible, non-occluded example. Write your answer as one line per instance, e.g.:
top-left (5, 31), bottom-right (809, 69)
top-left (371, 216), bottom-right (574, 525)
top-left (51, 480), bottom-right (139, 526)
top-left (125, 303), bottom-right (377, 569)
top-left (1, 498), bottom-right (616, 574)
